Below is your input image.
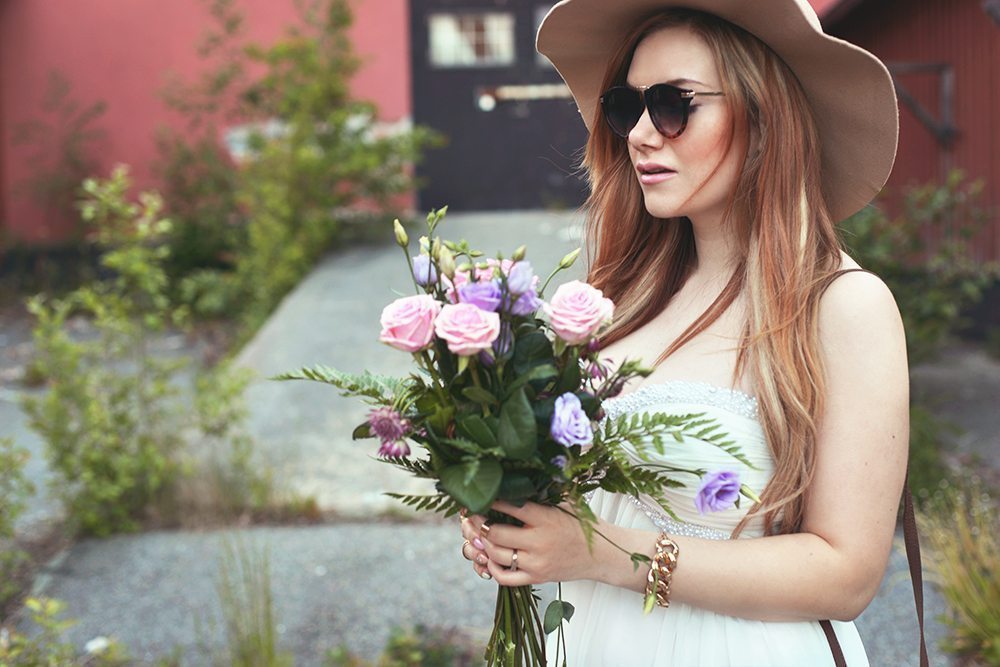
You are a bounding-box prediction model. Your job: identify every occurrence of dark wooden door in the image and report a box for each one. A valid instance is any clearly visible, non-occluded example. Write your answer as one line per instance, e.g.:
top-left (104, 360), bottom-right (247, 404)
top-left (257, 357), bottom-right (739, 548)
top-left (410, 1), bottom-right (589, 211)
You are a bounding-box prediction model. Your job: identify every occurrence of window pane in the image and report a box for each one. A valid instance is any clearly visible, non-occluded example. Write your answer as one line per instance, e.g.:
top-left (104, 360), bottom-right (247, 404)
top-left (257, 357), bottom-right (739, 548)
top-left (429, 12), bottom-right (515, 67)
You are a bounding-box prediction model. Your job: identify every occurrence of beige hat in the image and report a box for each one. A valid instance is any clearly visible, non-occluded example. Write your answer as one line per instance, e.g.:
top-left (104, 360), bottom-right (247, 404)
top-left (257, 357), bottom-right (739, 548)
top-left (536, 0), bottom-right (899, 223)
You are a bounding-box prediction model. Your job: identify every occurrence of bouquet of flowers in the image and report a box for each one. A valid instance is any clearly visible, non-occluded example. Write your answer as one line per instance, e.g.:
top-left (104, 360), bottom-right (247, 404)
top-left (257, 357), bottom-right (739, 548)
top-left (275, 208), bottom-right (756, 666)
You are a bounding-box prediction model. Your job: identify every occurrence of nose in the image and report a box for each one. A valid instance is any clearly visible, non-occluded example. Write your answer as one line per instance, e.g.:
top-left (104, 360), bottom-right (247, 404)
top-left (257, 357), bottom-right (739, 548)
top-left (628, 106), bottom-right (663, 149)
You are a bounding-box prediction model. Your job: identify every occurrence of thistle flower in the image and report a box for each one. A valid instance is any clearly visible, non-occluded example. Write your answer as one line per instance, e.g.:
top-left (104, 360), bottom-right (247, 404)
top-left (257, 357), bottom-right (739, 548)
top-left (368, 406), bottom-right (410, 454)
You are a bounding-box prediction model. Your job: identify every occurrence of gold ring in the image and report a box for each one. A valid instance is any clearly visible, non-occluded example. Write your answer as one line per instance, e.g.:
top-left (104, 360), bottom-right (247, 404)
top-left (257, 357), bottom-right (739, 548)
top-left (510, 548), bottom-right (519, 572)
top-left (461, 539), bottom-right (472, 560)
top-left (480, 521), bottom-right (492, 537)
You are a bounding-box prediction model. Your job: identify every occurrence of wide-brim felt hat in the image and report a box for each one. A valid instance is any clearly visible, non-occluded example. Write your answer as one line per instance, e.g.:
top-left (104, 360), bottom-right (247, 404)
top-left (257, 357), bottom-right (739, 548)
top-left (536, 0), bottom-right (899, 223)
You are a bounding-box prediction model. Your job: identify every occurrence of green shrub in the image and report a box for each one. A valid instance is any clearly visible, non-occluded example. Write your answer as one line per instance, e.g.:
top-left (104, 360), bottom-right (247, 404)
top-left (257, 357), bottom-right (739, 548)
top-left (325, 625), bottom-right (483, 667)
top-left (21, 166), bottom-right (186, 537)
top-left (0, 597), bottom-right (130, 665)
top-left (841, 168), bottom-right (998, 366)
top-left (158, 0), bottom-right (442, 339)
top-left (917, 477), bottom-right (1000, 665)
top-left (0, 438), bottom-right (35, 610)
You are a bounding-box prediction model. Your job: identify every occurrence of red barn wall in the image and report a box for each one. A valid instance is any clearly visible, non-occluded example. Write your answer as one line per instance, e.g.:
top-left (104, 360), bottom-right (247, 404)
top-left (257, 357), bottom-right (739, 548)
top-left (0, 0), bottom-right (411, 245)
top-left (829, 0), bottom-right (1000, 261)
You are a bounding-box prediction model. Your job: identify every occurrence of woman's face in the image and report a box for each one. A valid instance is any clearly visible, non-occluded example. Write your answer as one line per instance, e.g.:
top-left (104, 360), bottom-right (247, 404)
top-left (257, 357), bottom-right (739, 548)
top-left (625, 25), bottom-right (748, 225)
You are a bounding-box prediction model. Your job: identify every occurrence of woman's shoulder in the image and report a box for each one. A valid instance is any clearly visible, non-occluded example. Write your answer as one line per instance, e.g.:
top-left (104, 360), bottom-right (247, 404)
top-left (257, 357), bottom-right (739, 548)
top-left (817, 253), bottom-right (907, 368)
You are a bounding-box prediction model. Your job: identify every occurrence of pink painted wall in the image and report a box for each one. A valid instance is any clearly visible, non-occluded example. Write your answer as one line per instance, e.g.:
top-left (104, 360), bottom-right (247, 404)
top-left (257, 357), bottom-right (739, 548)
top-left (0, 0), bottom-right (411, 245)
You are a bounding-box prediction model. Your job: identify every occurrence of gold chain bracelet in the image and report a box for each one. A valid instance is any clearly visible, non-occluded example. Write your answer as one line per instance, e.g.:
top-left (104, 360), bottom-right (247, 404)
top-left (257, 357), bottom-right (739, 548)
top-left (644, 532), bottom-right (680, 608)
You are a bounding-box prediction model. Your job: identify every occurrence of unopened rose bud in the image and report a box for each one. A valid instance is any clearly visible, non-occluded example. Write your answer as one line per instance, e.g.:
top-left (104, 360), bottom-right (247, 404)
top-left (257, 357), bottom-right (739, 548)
top-left (439, 247), bottom-right (456, 278)
top-left (559, 248), bottom-right (581, 269)
top-left (393, 219), bottom-right (408, 248)
top-left (511, 245), bottom-right (527, 262)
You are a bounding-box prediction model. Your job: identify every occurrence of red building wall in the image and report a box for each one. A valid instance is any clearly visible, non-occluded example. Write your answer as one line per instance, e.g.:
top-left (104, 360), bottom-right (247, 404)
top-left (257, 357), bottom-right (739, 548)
top-left (829, 0), bottom-right (1000, 261)
top-left (0, 0), bottom-right (411, 245)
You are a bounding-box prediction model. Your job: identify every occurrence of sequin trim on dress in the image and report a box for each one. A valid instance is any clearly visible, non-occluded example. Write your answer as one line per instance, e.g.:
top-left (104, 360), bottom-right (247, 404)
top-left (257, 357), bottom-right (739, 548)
top-left (583, 490), bottom-right (731, 541)
top-left (625, 495), bottom-right (730, 541)
top-left (603, 380), bottom-right (759, 422)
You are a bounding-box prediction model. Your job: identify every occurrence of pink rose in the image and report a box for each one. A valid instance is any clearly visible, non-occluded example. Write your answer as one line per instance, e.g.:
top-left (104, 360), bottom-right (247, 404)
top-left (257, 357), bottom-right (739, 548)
top-left (379, 294), bottom-right (441, 352)
top-left (434, 303), bottom-right (501, 356)
top-left (544, 280), bottom-right (614, 345)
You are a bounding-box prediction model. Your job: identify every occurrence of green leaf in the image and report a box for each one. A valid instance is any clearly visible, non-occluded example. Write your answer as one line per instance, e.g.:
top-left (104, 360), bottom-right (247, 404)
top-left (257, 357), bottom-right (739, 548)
top-left (497, 388), bottom-right (537, 459)
top-left (512, 332), bottom-right (553, 375)
top-left (499, 472), bottom-right (536, 501)
top-left (457, 415), bottom-right (498, 447)
top-left (352, 422), bottom-right (373, 440)
top-left (439, 459), bottom-right (502, 514)
top-left (543, 600), bottom-right (575, 634)
top-left (555, 360), bottom-right (582, 395)
top-left (462, 386), bottom-right (499, 407)
top-left (271, 365), bottom-right (406, 403)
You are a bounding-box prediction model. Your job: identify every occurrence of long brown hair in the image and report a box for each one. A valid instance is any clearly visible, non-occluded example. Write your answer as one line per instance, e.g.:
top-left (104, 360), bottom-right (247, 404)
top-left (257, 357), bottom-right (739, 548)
top-left (583, 9), bottom-right (844, 537)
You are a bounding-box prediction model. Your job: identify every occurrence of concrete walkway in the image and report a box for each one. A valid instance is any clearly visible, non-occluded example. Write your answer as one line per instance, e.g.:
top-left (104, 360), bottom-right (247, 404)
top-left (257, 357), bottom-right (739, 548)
top-left (6, 209), bottom-right (976, 665)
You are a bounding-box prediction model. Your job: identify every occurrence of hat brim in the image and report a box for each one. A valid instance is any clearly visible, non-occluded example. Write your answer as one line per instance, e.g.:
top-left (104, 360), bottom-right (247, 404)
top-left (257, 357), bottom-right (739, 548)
top-left (537, 0), bottom-right (899, 223)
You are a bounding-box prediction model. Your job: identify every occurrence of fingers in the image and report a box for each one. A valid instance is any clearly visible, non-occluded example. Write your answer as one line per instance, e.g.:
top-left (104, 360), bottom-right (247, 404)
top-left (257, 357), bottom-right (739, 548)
top-left (460, 515), bottom-right (492, 579)
top-left (487, 556), bottom-right (534, 587)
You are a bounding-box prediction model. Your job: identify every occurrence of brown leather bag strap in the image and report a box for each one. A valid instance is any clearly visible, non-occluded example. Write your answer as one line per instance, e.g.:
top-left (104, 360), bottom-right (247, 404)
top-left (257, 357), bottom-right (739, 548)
top-left (821, 468), bottom-right (928, 666)
top-left (819, 619), bottom-right (848, 667)
top-left (902, 467), bottom-right (930, 667)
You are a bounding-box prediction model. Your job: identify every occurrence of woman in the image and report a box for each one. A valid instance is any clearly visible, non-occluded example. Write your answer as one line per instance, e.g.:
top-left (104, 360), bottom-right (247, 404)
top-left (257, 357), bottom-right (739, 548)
top-left (460, 1), bottom-right (909, 664)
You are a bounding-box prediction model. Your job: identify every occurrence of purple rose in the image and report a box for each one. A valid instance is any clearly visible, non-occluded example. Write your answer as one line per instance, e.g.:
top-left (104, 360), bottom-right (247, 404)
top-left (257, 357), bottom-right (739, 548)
top-left (411, 255), bottom-right (438, 286)
top-left (510, 289), bottom-right (542, 316)
top-left (507, 261), bottom-right (537, 294)
top-left (549, 393), bottom-right (593, 447)
top-left (479, 323), bottom-right (513, 367)
top-left (458, 280), bottom-right (502, 312)
top-left (694, 470), bottom-right (741, 514)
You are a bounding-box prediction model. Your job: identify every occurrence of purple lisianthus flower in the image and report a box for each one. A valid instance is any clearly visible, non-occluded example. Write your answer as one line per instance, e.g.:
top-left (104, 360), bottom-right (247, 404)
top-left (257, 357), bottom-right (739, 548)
top-left (411, 255), bottom-right (438, 286)
top-left (458, 279), bottom-right (502, 312)
top-left (478, 322), bottom-right (513, 367)
top-left (507, 261), bottom-right (537, 294)
top-left (694, 470), bottom-right (741, 514)
top-left (549, 393), bottom-right (593, 447)
top-left (510, 289), bottom-right (542, 316)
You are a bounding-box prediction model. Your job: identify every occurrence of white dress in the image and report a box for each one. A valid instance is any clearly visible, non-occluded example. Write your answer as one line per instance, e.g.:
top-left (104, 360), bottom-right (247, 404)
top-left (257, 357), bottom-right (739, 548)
top-left (545, 380), bottom-right (869, 667)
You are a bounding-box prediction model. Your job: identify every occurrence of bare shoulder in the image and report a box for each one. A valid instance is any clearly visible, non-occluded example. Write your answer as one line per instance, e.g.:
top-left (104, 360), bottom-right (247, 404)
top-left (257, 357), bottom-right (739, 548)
top-left (817, 260), bottom-right (908, 399)
top-left (818, 263), bottom-right (905, 350)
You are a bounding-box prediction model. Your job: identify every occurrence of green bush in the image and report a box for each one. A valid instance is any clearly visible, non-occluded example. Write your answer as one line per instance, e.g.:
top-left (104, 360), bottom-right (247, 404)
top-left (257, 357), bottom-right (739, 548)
top-left (0, 438), bottom-right (35, 610)
top-left (0, 597), bottom-right (130, 665)
top-left (22, 166), bottom-right (186, 536)
top-left (841, 168), bottom-right (998, 365)
top-left (325, 625), bottom-right (483, 667)
top-left (159, 0), bottom-right (441, 338)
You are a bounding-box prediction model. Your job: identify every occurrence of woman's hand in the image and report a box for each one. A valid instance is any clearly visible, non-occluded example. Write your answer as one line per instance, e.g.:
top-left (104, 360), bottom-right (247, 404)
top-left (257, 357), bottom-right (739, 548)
top-left (462, 500), bottom-right (610, 587)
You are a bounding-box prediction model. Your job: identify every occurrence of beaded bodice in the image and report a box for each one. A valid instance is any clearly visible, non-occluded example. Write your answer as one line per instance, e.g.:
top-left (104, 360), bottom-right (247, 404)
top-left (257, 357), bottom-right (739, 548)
top-left (593, 379), bottom-right (773, 540)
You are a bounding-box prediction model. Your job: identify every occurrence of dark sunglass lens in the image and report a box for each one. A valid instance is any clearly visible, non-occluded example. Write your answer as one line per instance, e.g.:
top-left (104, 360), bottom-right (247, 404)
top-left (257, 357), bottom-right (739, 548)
top-left (601, 87), bottom-right (643, 138)
top-left (646, 85), bottom-right (687, 137)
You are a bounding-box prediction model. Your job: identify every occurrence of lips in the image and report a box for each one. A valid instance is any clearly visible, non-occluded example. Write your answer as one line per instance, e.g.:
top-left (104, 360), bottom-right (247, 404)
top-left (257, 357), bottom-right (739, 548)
top-left (637, 162), bottom-right (677, 185)
top-left (636, 162), bottom-right (676, 175)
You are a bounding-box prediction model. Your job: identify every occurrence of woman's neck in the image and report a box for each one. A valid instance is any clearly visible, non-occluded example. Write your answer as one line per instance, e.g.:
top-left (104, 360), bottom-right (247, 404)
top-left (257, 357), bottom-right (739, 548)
top-left (688, 212), bottom-right (739, 282)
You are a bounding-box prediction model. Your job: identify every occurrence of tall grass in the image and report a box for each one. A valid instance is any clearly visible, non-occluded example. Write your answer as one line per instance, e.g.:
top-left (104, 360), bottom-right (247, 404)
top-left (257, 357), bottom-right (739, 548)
top-left (918, 478), bottom-right (1000, 665)
top-left (215, 534), bottom-right (293, 667)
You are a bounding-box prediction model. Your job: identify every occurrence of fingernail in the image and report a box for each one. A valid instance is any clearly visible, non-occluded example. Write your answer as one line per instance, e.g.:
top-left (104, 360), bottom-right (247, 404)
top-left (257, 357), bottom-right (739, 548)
top-left (479, 570), bottom-right (492, 580)
top-left (472, 537), bottom-right (485, 550)
top-left (476, 554), bottom-right (488, 565)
